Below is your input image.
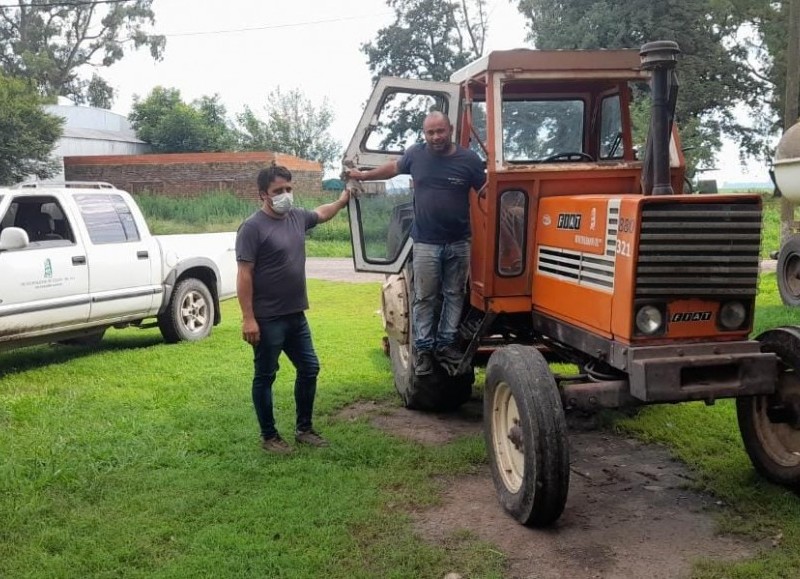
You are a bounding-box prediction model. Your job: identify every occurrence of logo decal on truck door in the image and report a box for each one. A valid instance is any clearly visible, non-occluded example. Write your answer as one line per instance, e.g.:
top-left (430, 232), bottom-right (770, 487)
top-left (44, 258), bottom-right (53, 279)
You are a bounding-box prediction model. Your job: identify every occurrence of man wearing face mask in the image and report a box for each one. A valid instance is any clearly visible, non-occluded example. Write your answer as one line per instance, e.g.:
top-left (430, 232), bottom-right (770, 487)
top-left (235, 163), bottom-right (350, 454)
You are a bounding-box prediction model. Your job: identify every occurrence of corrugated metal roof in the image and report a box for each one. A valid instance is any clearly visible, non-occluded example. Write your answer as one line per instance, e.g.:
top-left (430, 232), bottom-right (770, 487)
top-left (62, 127), bottom-right (146, 144)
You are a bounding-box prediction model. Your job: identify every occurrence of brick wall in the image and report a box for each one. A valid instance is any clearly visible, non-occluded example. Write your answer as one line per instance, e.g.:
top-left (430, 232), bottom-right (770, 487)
top-left (63, 151), bottom-right (323, 199)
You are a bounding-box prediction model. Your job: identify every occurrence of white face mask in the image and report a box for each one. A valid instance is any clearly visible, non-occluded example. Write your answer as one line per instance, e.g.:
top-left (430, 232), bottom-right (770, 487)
top-left (270, 192), bottom-right (294, 214)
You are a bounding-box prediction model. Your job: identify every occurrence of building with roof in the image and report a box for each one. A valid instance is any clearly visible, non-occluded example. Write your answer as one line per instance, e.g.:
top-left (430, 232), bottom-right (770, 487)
top-left (40, 104), bottom-right (323, 197)
top-left (43, 104), bottom-right (151, 182)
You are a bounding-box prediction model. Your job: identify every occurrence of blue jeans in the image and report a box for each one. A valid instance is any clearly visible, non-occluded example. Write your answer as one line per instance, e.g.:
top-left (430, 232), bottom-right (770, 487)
top-left (251, 312), bottom-right (320, 439)
top-left (411, 239), bottom-right (470, 353)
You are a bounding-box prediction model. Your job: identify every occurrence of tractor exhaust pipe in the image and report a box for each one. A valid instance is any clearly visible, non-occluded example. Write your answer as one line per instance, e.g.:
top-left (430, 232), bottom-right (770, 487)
top-left (640, 41), bottom-right (681, 196)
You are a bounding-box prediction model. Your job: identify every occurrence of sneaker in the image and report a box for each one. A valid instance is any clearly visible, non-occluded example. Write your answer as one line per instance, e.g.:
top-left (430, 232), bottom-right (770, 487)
top-left (261, 434), bottom-right (293, 454)
top-left (415, 350), bottom-right (434, 376)
top-left (295, 429), bottom-right (330, 447)
top-left (435, 344), bottom-right (463, 366)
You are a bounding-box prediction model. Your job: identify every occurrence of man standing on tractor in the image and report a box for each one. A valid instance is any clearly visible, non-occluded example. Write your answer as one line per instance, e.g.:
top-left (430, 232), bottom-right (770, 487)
top-left (345, 111), bottom-right (486, 376)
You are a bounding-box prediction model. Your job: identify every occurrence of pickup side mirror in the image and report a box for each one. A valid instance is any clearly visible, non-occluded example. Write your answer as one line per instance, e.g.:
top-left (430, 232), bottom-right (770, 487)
top-left (0, 227), bottom-right (30, 251)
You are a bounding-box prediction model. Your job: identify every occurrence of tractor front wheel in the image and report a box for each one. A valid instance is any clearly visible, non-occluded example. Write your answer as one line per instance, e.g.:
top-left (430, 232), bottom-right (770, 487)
top-left (484, 345), bottom-right (570, 527)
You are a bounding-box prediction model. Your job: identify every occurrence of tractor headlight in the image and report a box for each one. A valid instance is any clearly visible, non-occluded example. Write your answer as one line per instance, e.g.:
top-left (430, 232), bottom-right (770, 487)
top-left (635, 305), bottom-right (664, 336)
top-left (719, 301), bottom-right (747, 330)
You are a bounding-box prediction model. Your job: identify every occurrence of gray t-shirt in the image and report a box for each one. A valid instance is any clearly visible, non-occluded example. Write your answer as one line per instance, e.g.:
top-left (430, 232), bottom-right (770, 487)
top-left (235, 208), bottom-right (319, 318)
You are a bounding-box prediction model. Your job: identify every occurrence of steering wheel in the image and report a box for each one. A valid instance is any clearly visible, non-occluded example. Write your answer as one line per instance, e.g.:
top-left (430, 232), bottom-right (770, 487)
top-left (544, 152), bottom-right (595, 162)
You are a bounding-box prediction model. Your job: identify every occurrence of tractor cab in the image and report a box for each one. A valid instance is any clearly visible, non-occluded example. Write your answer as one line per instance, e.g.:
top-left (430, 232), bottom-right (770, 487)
top-left (343, 46), bottom-right (686, 291)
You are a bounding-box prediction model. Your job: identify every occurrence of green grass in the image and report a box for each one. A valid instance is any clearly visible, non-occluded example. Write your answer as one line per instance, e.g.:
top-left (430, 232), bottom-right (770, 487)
top-left (0, 282), bottom-right (503, 578)
top-left (4, 276), bottom-right (800, 577)
top-left (135, 191), bottom-right (353, 257)
top-left (761, 196), bottom-right (781, 258)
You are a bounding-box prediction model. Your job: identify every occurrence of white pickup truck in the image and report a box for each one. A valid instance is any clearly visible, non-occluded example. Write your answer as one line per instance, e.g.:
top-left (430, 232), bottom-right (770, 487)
top-left (0, 183), bottom-right (237, 351)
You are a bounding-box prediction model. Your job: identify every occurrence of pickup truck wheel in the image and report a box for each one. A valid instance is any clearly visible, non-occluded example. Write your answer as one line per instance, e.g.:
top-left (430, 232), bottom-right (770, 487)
top-left (737, 327), bottom-right (800, 487)
top-left (777, 235), bottom-right (800, 307)
top-left (484, 345), bottom-right (569, 527)
top-left (158, 278), bottom-right (214, 343)
top-left (388, 262), bottom-right (473, 411)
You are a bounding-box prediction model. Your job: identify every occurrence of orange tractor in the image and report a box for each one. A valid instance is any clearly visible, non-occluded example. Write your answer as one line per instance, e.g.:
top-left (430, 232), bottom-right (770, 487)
top-left (343, 41), bottom-right (797, 527)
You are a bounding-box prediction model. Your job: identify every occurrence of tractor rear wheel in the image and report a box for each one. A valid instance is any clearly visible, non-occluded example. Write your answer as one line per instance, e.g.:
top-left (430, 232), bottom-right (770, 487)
top-left (737, 326), bottom-right (800, 488)
top-left (484, 345), bottom-right (569, 527)
top-left (387, 262), bottom-right (473, 412)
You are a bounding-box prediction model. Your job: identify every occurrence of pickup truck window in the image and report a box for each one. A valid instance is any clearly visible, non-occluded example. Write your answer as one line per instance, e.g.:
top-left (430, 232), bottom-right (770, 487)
top-left (0, 195), bottom-right (75, 246)
top-left (75, 193), bottom-right (140, 244)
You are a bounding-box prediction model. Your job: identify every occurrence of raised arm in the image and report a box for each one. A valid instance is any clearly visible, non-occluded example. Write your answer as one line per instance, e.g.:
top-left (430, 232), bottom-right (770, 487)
top-left (344, 160), bottom-right (400, 182)
top-left (314, 188), bottom-right (350, 224)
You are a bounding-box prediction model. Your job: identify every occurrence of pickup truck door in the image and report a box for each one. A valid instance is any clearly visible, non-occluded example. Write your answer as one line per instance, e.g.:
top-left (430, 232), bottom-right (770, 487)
top-left (72, 193), bottom-right (160, 321)
top-left (0, 194), bottom-right (90, 338)
top-left (343, 78), bottom-right (460, 274)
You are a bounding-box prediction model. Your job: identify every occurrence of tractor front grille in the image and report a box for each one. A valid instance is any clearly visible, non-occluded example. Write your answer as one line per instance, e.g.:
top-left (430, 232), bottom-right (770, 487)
top-left (635, 202), bottom-right (762, 298)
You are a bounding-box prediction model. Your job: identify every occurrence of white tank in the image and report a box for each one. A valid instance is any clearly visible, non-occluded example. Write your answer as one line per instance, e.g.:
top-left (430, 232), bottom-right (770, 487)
top-left (774, 120), bottom-right (800, 202)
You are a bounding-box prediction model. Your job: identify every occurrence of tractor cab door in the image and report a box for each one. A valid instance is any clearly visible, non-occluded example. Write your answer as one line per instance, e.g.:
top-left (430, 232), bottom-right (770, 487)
top-left (343, 77), bottom-right (460, 273)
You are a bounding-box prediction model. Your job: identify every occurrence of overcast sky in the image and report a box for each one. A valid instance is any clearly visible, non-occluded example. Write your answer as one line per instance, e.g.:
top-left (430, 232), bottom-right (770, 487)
top-left (102, 0), bottom-right (769, 185)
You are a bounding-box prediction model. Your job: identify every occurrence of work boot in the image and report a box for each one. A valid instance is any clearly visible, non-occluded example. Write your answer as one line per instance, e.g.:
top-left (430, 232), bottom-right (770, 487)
top-left (295, 429), bottom-right (330, 447)
top-left (415, 350), bottom-right (434, 376)
top-left (261, 434), bottom-right (293, 455)
top-left (435, 344), bottom-right (463, 366)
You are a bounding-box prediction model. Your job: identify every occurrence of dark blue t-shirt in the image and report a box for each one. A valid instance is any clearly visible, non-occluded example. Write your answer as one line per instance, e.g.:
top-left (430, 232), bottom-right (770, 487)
top-left (397, 143), bottom-right (486, 244)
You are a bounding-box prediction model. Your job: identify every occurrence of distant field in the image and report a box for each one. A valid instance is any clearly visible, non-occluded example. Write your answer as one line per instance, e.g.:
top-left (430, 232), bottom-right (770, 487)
top-left (136, 189), bottom-right (787, 259)
top-left (134, 190), bottom-right (353, 258)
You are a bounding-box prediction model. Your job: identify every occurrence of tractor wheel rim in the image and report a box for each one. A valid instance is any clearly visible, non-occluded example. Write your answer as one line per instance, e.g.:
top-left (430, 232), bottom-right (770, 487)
top-left (491, 381), bottom-right (525, 493)
top-left (753, 370), bottom-right (800, 468)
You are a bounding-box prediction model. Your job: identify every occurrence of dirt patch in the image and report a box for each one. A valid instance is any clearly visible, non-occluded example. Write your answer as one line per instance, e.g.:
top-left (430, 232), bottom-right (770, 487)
top-left (337, 399), bottom-right (483, 445)
top-left (336, 399), bottom-right (764, 579)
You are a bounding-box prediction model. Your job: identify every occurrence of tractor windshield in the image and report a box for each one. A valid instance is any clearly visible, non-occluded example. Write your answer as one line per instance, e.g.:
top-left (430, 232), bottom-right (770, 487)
top-left (502, 99), bottom-right (585, 162)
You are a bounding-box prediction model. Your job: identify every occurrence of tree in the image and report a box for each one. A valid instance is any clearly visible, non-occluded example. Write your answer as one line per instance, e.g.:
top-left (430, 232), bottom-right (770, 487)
top-left (711, 1), bottom-right (795, 133)
top-left (0, 74), bottom-right (63, 185)
top-left (359, 0), bottom-right (488, 152)
top-left (129, 87), bottom-right (237, 153)
top-left (86, 74), bottom-right (114, 109)
top-left (237, 87), bottom-right (340, 171)
top-left (362, 0), bottom-right (488, 82)
top-left (0, 0), bottom-right (165, 107)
